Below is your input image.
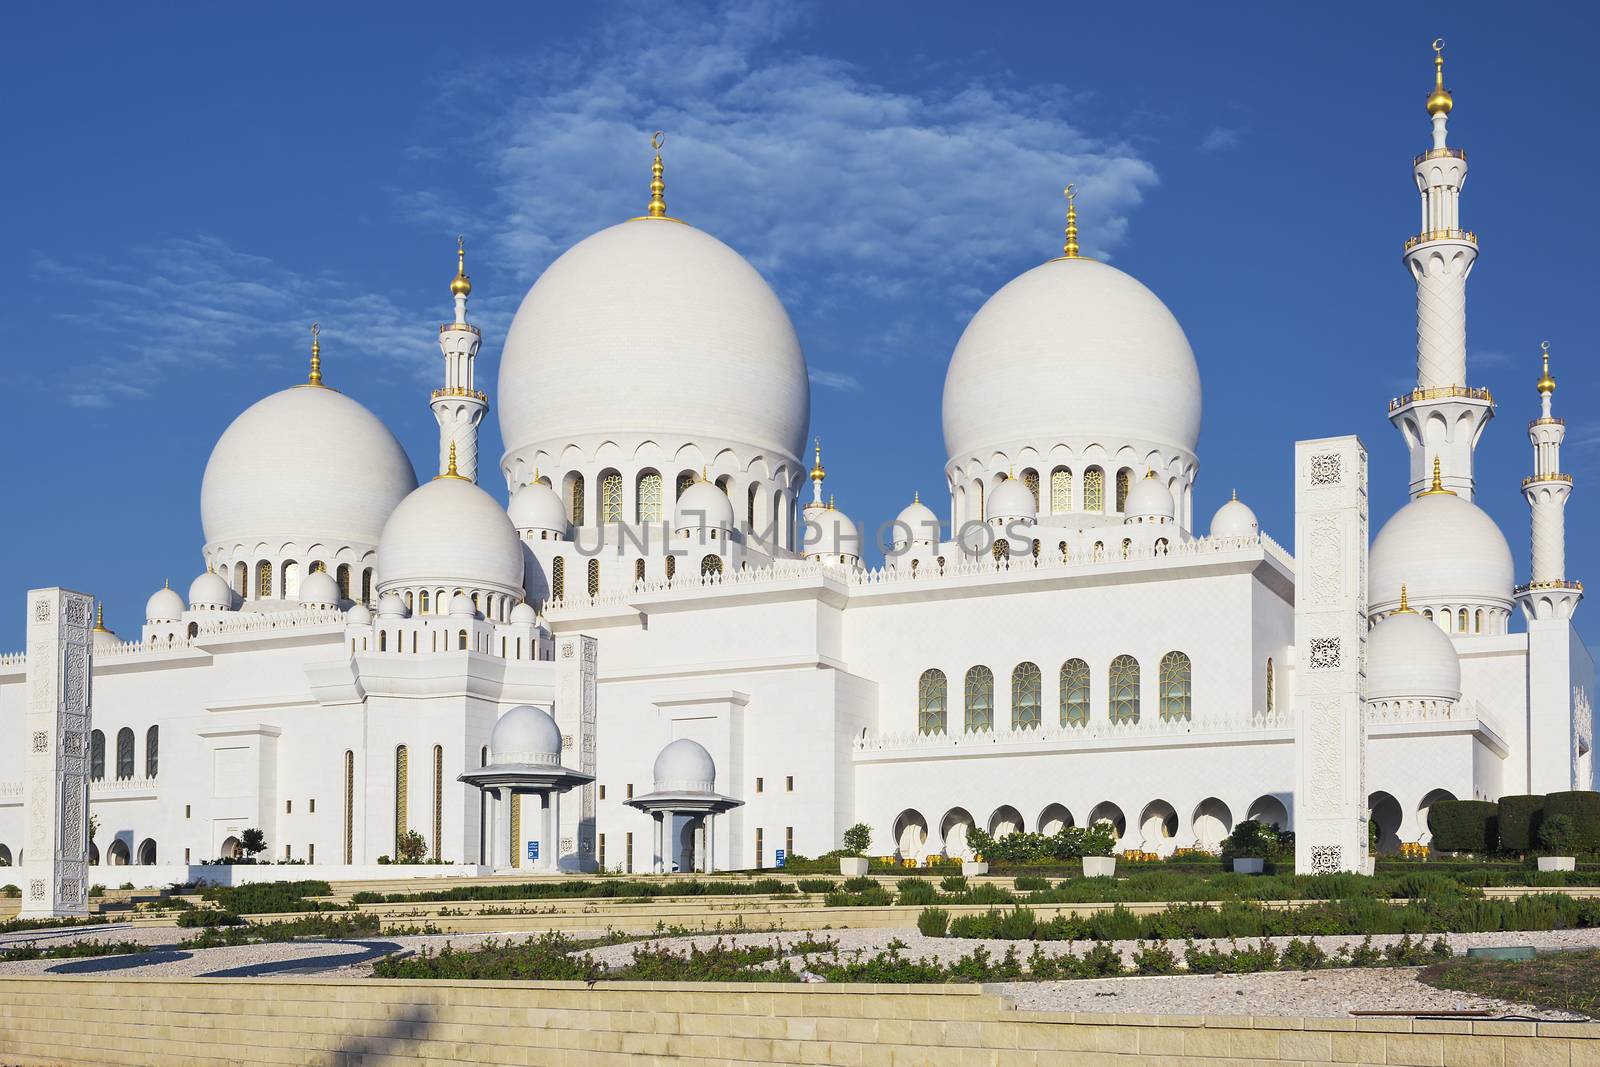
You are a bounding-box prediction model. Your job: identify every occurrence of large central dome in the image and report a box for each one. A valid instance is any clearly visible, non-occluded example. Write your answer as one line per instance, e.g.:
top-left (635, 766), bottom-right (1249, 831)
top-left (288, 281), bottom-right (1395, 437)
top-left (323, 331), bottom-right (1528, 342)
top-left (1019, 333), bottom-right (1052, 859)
top-left (498, 219), bottom-right (810, 468)
top-left (942, 257), bottom-right (1202, 463)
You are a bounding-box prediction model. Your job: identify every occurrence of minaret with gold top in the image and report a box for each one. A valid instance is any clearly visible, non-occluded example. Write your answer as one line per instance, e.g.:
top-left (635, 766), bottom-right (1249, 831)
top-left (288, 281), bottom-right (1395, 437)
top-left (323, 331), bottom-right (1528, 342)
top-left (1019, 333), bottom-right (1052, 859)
top-left (1389, 39), bottom-right (1492, 500)
top-left (432, 237), bottom-right (488, 483)
top-left (1516, 342), bottom-right (1582, 621)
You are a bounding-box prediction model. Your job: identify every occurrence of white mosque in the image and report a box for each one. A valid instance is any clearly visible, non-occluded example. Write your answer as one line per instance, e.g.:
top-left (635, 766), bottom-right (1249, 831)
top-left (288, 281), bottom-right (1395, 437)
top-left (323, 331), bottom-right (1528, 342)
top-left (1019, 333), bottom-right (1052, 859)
top-left (0, 47), bottom-right (1591, 881)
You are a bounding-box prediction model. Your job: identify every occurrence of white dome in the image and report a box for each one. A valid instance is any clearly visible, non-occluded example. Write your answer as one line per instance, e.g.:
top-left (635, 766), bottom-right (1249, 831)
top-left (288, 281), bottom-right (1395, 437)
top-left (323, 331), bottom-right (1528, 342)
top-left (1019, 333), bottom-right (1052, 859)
top-left (201, 384), bottom-right (416, 551)
top-left (490, 705), bottom-right (562, 767)
top-left (510, 601), bottom-right (537, 625)
top-left (1210, 495), bottom-right (1259, 539)
top-left (187, 572), bottom-right (234, 610)
top-left (508, 481), bottom-right (568, 535)
top-left (298, 570), bottom-right (341, 607)
top-left (653, 738), bottom-right (716, 793)
top-left (1369, 491), bottom-right (1514, 614)
top-left (448, 591), bottom-right (477, 617)
top-left (986, 477), bottom-right (1038, 521)
top-left (1124, 472), bottom-right (1175, 521)
top-left (145, 585), bottom-right (185, 623)
top-left (893, 497), bottom-right (940, 549)
top-left (802, 505), bottom-right (862, 561)
top-left (376, 592), bottom-right (407, 618)
top-left (377, 477), bottom-right (523, 596)
top-left (499, 219), bottom-right (810, 464)
top-left (1367, 608), bottom-right (1461, 702)
top-left (942, 258), bottom-right (1201, 463)
top-left (674, 480), bottom-right (735, 531)
top-left (345, 603), bottom-right (373, 625)
top-left (92, 625), bottom-right (120, 649)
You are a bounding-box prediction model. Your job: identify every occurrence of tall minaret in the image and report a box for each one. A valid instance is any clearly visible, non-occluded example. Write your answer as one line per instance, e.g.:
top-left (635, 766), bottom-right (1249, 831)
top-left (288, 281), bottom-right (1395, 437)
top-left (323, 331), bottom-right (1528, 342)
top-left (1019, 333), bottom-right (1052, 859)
top-left (432, 237), bottom-right (488, 483)
top-left (1389, 39), bottom-right (1493, 500)
top-left (1516, 342), bottom-right (1582, 621)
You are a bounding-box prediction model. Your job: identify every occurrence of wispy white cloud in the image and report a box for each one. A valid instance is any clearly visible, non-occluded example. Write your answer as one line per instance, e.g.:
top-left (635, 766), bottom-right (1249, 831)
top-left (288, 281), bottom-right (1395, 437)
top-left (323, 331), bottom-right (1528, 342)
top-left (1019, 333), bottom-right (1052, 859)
top-left (808, 369), bottom-right (860, 392)
top-left (1200, 126), bottom-right (1242, 152)
top-left (1472, 348), bottom-right (1517, 369)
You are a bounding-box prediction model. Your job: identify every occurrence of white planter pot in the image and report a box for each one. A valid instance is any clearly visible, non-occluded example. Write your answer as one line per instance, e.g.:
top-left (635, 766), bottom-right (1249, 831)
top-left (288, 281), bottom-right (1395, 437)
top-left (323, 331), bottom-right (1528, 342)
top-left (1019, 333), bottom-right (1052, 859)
top-left (838, 857), bottom-right (869, 877)
top-left (1537, 856), bottom-right (1576, 872)
top-left (1232, 858), bottom-right (1265, 875)
top-left (961, 861), bottom-right (989, 877)
top-left (1081, 856), bottom-right (1117, 878)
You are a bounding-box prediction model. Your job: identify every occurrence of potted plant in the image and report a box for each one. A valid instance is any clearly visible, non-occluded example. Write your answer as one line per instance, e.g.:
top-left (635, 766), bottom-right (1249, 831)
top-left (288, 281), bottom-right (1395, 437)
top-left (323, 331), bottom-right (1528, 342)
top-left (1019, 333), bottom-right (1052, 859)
top-left (961, 852), bottom-right (989, 877)
top-left (838, 822), bottom-right (872, 877)
top-left (1536, 813), bottom-right (1578, 872)
top-left (1080, 823), bottom-right (1117, 878)
top-left (1221, 819), bottom-right (1278, 874)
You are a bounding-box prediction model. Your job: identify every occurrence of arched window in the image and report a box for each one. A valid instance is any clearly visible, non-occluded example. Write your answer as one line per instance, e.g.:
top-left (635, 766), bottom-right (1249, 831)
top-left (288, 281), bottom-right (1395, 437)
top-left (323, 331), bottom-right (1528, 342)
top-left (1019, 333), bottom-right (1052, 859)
top-left (1031, 539), bottom-right (1040, 560)
top-left (910, 558), bottom-right (920, 574)
top-left (918, 669), bottom-right (947, 734)
top-left (1266, 658), bottom-right (1275, 713)
top-left (599, 470), bottom-right (624, 523)
top-left (432, 744), bottom-right (443, 861)
top-left (419, 589), bottom-right (430, 613)
top-left (116, 727), bottom-right (135, 780)
top-left (457, 630), bottom-right (468, 650)
top-left (281, 560), bottom-right (299, 599)
top-left (665, 555), bottom-right (676, 580)
top-left (636, 470), bottom-right (663, 523)
top-left (747, 484), bottom-right (758, 528)
top-left (1159, 651), bottom-right (1192, 721)
top-left (676, 471), bottom-right (696, 499)
top-left (550, 558), bottom-right (565, 601)
top-left (992, 540), bottom-right (1009, 563)
top-left (1115, 468), bottom-right (1132, 512)
top-left (1011, 662), bottom-right (1042, 729)
top-left (1050, 467), bottom-right (1073, 513)
top-left (405, 592), bottom-right (414, 613)
top-left (1058, 540), bottom-right (1068, 561)
top-left (701, 554), bottom-right (723, 578)
top-left (1060, 659), bottom-right (1091, 726)
top-left (1423, 609), bottom-right (1434, 621)
top-left (586, 558), bottom-right (600, 596)
top-left (634, 558), bottom-right (646, 583)
top-left (90, 730), bottom-right (105, 781)
top-left (1120, 538), bottom-right (1131, 559)
top-left (394, 745), bottom-right (408, 854)
top-left (336, 564), bottom-right (351, 601)
top-left (233, 561), bottom-right (247, 597)
top-left (567, 474), bottom-right (586, 526)
top-left (1021, 468), bottom-right (1039, 507)
top-left (1458, 608), bottom-right (1469, 632)
top-left (1474, 609), bottom-right (1483, 633)
top-left (1092, 541), bottom-right (1105, 560)
top-left (343, 750), bottom-right (354, 864)
top-left (1155, 538), bottom-right (1169, 555)
top-left (1109, 655), bottom-right (1140, 723)
top-left (361, 568), bottom-right (373, 604)
top-left (936, 555), bottom-right (946, 574)
top-left (145, 726), bottom-right (159, 778)
top-left (378, 631), bottom-right (387, 652)
top-left (964, 665), bottom-right (994, 733)
top-left (1084, 467), bottom-right (1104, 512)
top-left (256, 560), bottom-right (273, 600)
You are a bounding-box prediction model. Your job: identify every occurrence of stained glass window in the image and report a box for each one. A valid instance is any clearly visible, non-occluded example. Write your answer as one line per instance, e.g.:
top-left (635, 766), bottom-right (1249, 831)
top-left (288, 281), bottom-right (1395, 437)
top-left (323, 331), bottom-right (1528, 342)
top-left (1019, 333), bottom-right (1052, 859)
top-left (636, 471), bottom-right (662, 523)
top-left (964, 665), bottom-right (994, 733)
top-left (1084, 468), bottom-right (1104, 512)
top-left (701, 554), bottom-right (723, 577)
top-left (1061, 659), bottom-right (1091, 726)
top-left (1011, 662), bottom-right (1042, 729)
top-left (918, 669), bottom-right (947, 734)
top-left (1050, 467), bottom-right (1073, 512)
top-left (257, 560), bottom-right (273, 599)
top-left (550, 558), bottom-right (564, 601)
top-left (587, 558), bottom-right (600, 596)
top-left (1159, 651), bottom-right (1191, 721)
top-left (1109, 655), bottom-right (1140, 723)
top-left (600, 471), bottom-right (624, 523)
top-left (1022, 469), bottom-right (1039, 507)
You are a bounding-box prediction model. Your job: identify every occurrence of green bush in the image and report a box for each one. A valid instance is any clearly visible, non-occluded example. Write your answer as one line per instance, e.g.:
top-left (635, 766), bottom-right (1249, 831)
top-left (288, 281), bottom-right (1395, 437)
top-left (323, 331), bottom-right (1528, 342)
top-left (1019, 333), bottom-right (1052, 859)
top-left (1540, 815), bottom-right (1581, 856)
top-left (1220, 820), bottom-right (1289, 860)
top-left (917, 907), bottom-right (950, 936)
top-left (796, 879), bottom-right (834, 894)
top-left (1013, 875), bottom-right (1051, 891)
top-left (176, 909), bottom-right (245, 928)
top-left (964, 824), bottom-right (1117, 865)
top-left (841, 823), bottom-right (872, 857)
top-left (1542, 792), bottom-right (1600, 853)
top-left (1498, 795), bottom-right (1545, 852)
top-left (939, 875), bottom-right (968, 893)
top-left (895, 878), bottom-right (938, 906)
top-left (1429, 800), bottom-right (1499, 853)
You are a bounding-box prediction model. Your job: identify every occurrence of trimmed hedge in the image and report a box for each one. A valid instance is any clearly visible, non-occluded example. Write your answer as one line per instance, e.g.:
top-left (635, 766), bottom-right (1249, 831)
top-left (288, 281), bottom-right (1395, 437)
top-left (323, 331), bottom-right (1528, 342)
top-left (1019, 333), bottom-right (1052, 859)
top-left (1428, 800), bottom-right (1498, 853)
top-left (1498, 795), bottom-right (1545, 852)
top-left (1544, 792), bottom-right (1600, 853)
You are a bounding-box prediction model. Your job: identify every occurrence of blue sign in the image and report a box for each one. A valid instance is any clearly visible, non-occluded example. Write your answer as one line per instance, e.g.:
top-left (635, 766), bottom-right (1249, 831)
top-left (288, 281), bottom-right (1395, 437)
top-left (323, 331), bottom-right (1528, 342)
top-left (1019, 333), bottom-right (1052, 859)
top-left (774, 849), bottom-right (786, 868)
top-left (528, 840), bottom-right (540, 860)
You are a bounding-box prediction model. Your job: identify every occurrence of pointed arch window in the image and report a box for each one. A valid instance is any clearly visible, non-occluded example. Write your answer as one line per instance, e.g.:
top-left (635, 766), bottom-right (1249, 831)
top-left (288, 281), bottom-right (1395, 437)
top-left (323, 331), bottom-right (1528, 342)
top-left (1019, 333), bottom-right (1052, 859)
top-left (586, 558), bottom-right (600, 596)
top-left (964, 665), bottom-right (994, 733)
top-left (1115, 468), bottom-right (1132, 512)
top-left (634, 558), bottom-right (646, 583)
top-left (336, 564), bottom-right (351, 601)
top-left (281, 560), bottom-right (300, 599)
top-left (145, 726), bottom-right (159, 778)
top-left (1474, 609), bottom-right (1483, 633)
top-left (1458, 608), bottom-right (1469, 632)
top-left (419, 589), bottom-right (430, 613)
top-left (1159, 651), bottom-right (1191, 721)
top-left (1084, 467), bottom-right (1104, 512)
top-left (256, 560), bottom-right (273, 600)
top-left (1060, 659), bottom-right (1091, 726)
top-left (568, 475), bottom-right (585, 526)
top-left (992, 540), bottom-right (1009, 563)
top-left (917, 669), bottom-right (947, 734)
top-left (665, 555), bottom-right (676, 580)
top-left (361, 569), bottom-right (373, 604)
top-left (90, 730), bottom-right (105, 781)
top-left (115, 727), bottom-right (135, 780)
top-left (1011, 662), bottom-right (1042, 729)
top-left (701, 554), bottom-right (723, 578)
top-left (636, 471), bottom-right (663, 523)
top-left (550, 558), bottom-right (565, 601)
top-left (1109, 655), bottom-right (1140, 723)
top-left (676, 471), bottom-right (696, 499)
top-left (1121, 538), bottom-right (1132, 559)
top-left (1050, 467), bottom-right (1073, 512)
top-left (1021, 468), bottom-right (1039, 507)
top-left (600, 471), bottom-right (624, 523)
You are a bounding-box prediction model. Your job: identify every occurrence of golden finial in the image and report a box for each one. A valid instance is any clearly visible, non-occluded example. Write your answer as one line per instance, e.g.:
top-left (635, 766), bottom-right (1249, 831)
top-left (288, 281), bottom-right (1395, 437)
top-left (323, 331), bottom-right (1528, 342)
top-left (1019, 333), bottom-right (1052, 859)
top-left (811, 438), bottom-right (826, 483)
top-left (1061, 183), bottom-right (1081, 259)
top-left (1420, 455), bottom-right (1456, 496)
top-left (1396, 583), bottom-right (1416, 614)
top-left (1144, 469), bottom-right (1157, 480)
top-left (437, 440), bottom-right (465, 480)
top-left (92, 602), bottom-right (108, 633)
top-left (307, 322), bottom-right (323, 387)
top-left (701, 465), bottom-right (710, 482)
top-left (1537, 340), bottom-right (1556, 395)
top-left (450, 235), bottom-right (472, 298)
top-left (646, 131), bottom-right (670, 219)
top-left (913, 490), bottom-right (920, 504)
top-left (1231, 488), bottom-right (1238, 501)
top-left (828, 493), bottom-right (836, 511)
top-left (1427, 38), bottom-right (1453, 117)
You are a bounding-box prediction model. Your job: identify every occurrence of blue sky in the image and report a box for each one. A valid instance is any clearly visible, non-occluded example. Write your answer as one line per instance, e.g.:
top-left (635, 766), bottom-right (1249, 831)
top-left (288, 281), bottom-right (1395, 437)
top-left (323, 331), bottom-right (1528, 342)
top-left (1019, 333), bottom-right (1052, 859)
top-left (2, 2), bottom-right (1596, 649)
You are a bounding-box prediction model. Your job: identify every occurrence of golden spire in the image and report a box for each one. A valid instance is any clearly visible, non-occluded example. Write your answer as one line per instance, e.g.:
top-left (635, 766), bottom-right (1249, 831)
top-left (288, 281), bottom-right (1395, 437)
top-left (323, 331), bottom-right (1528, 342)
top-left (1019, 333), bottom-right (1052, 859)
top-left (437, 440), bottom-right (465, 480)
top-left (635, 130), bottom-right (677, 221)
top-left (1420, 455), bottom-right (1456, 496)
top-left (828, 493), bottom-right (836, 511)
top-left (1144, 469), bottom-right (1157, 480)
top-left (92, 602), bottom-right (108, 633)
top-left (1427, 38), bottom-right (1454, 117)
top-left (307, 322), bottom-right (323, 387)
top-left (1061, 183), bottom-right (1081, 259)
top-left (1231, 488), bottom-right (1238, 502)
top-left (1537, 340), bottom-right (1556, 395)
top-left (913, 490), bottom-right (920, 504)
top-left (450, 235), bottom-right (472, 298)
top-left (811, 438), bottom-right (826, 484)
top-left (1396, 583), bottom-right (1416, 614)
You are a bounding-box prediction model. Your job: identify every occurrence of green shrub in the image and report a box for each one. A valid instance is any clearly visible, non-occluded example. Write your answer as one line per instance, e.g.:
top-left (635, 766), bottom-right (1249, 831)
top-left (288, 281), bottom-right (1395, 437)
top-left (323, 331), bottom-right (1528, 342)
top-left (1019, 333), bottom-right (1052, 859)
top-left (1540, 814), bottom-right (1581, 855)
top-left (841, 823), bottom-right (872, 857)
top-left (1428, 800), bottom-right (1499, 853)
top-left (1221, 820), bottom-right (1288, 860)
top-left (1013, 875), bottom-right (1051, 891)
top-left (917, 907), bottom-right (951, 937)
top-left (1542, 792), bottom-right (1600, 853)
top-left (840, 876), bottom-right (877, 893)
top-left (1281, 938), bottom-right (1328, 969)
top-left (965, 824), bottom-right (1117, 865)
top-left (1132, 942), bottom-right (1179, 974)
top-left (177, 909), bottom-right (245, 928)
top-left (895, 878), bottom-right (937, 906)
top-left (939, 875), bottom-right (968, 893)
top-left (796, 879), bottom-right (834, 894)
top-left (1498, 795), bottom-right (1545, 852)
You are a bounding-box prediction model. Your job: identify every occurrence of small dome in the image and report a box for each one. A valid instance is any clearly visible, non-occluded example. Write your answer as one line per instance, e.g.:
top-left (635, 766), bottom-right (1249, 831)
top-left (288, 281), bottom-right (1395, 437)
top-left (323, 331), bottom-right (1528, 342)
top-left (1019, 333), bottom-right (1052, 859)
top-left (489, 705), bottom-right (562, 767)
top-left (510, 601), bottom-right (537, 625)
top-left (448, 591), bottom-right (476, 617)
top-left (893, 496), bottom-right (940, 550)
top-left (346, 603), bottom-right (373, 625)
top-left (376, 593), bottom-right (407, 618)
top-left (508, 481), bottom-right (569, 536)
top-left (986, 477), bottom-right (1038, 522)
top-left (187, 572), bottom-right (234, 611)
top-left (92, 625), bottom-right (120, 649)
top-left (1368, 605), bottom-right (1461, 702)
top-left (377, 476), bottom-right (524, 596)
top-left (802, 505), bottom-right (862, 561)
top-left (298, 570), bottom-right (341, 607)
top-left (1210, 494), bottom-right (1259, 539)
top-left (1369, 491), bottom-right (1513, 615)
top-left (653, 738), bottom-right (716, 793)
top-left (145, 584), bottom-right (186, 623)
top-left (1123, 472), bottom-right (1175, 521)
top-left (674, 479), bottom-right (735, 531)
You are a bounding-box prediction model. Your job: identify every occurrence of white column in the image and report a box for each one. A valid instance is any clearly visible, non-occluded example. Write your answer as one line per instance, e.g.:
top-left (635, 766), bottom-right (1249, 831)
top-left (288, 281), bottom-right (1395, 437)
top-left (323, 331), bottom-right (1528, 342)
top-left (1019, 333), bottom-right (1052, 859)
top-left (694, 818), bottom-right (707, 874)
top-left (652, 810), bottom-right (665, 874)
top-left (547, 790), bottom-right (561, 873)
top-left (1292, 437), bottom-right (1371, 875)
top-left (705, 814), bottom-right (716, 874)
top-left (495, 787), bottom-right (511, 869)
